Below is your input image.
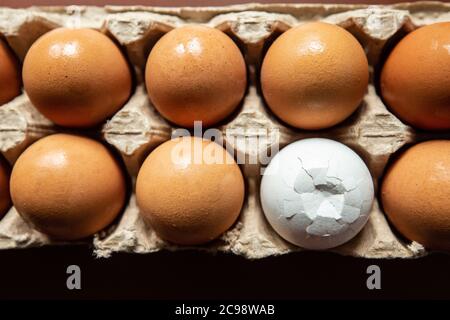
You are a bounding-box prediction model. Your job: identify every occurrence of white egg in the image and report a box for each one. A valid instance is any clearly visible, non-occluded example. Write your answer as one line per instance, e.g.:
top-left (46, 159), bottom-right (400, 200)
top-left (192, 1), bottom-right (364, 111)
top-left (260, 138), bottom-right (374, 250)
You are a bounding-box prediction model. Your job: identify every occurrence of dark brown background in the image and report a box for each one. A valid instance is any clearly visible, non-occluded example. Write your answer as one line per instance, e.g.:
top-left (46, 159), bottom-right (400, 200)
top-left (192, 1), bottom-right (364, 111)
top-left (0, 0), bottom-right (449, 300)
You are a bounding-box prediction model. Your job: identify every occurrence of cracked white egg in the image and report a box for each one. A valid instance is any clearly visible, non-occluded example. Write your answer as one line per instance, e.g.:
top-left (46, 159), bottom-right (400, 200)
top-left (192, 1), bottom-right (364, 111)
top-left (260, 138), bottom-right (374, 250)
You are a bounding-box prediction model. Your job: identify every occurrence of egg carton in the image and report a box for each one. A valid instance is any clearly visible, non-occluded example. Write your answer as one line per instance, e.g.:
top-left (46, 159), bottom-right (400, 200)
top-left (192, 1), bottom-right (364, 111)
top-left (0, 2), bottom-right (449, 259)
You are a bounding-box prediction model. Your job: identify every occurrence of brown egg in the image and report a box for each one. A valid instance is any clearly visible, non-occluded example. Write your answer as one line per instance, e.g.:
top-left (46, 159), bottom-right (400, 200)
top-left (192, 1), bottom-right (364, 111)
top-left (136, 137), bottom-right (244, 245)
top-left (145, 25), bottom-right (247, 128)
top-left (10, 134), bottom-right (126, 240)
top-left (261, 22), bottom-right (369, 130)
top-left (380, 22), bottom-right (450, 130)
top-left (0, 156), bottom-right (11, 218)
top-left (22, 28), bottom-right (132, 128)
top-left (0, 39), bottom-right (21, 105)
top-left (381, 140), bottom-right (450, 251)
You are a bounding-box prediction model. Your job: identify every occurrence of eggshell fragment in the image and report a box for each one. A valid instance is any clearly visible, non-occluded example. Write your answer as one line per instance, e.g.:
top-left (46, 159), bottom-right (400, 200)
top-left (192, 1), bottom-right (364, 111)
top-left (0, 39), bottom-right (21, 105)
top-left (380, 22), bottom-right (450, 130)
top-left (10, 133), bottom-right (127, 240)
top-left (0, 156), bottom-right (11, 218)
top-left (381, 140), bottom-right (450, 251)
top-left (261, 22), bottom-right (369, 130)
top-left (260, 138), bottom-right (374, 250)
top-left (136, 136), bottom-right (245, 245)
top-left (145, 25), bottom-right (247, 128)
top-left (22, 28), bottom-right (132, 128)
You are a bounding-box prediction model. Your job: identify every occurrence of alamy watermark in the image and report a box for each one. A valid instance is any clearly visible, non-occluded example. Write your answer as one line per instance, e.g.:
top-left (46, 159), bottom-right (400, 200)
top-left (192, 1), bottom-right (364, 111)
top-left (366, 265), bottom-right (381, 290)
top-left (170, 121), bottom-right (280, 173)
top-left (66, 264), bottom-right (81, 290)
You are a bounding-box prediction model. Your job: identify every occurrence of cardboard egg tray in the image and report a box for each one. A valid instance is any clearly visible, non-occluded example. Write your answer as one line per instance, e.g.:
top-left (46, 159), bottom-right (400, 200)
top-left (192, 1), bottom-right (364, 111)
top-left (0, 2), bottom-right (449, 259)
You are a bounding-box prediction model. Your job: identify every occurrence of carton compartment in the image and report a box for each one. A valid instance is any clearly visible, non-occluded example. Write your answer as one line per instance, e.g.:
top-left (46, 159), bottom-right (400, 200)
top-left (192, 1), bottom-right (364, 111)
top-left (0, 2), bottom-right (449, 258)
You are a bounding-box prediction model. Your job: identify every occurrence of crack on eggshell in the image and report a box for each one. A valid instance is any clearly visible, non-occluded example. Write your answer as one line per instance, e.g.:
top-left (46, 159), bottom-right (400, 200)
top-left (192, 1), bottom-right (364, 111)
top-left (1, 4), bottom-right (448, 259)
top-left (280, 156), bottom-right (365, 238)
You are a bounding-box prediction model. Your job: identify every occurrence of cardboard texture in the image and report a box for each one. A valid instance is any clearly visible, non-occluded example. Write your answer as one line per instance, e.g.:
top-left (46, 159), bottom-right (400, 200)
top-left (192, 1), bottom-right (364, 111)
top-left (0, 2), bottom-right (449, 258)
